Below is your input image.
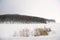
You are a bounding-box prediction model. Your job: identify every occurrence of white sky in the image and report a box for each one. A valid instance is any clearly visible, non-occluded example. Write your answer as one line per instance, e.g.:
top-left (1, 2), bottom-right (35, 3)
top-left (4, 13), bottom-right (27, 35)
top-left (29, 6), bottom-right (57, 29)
top-left (0, 0), bottom-right (60, 23)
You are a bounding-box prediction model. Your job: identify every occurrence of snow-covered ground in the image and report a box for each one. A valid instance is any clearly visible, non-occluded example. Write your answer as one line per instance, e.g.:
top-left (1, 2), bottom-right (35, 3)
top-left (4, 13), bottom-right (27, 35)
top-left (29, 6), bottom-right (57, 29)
top-left (0, 23), bottom-right (60, 40)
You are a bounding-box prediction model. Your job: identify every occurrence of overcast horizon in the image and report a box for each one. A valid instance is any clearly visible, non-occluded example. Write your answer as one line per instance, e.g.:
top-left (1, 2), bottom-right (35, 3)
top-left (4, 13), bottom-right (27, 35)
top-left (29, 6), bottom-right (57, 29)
top-left (0, 0), bottom-right (60, 23)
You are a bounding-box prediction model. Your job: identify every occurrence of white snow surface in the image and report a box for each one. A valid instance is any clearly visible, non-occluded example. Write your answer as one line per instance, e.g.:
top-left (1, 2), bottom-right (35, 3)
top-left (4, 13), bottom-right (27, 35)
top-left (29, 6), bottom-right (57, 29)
top-left (0, 23), bottom-right (60, 40)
